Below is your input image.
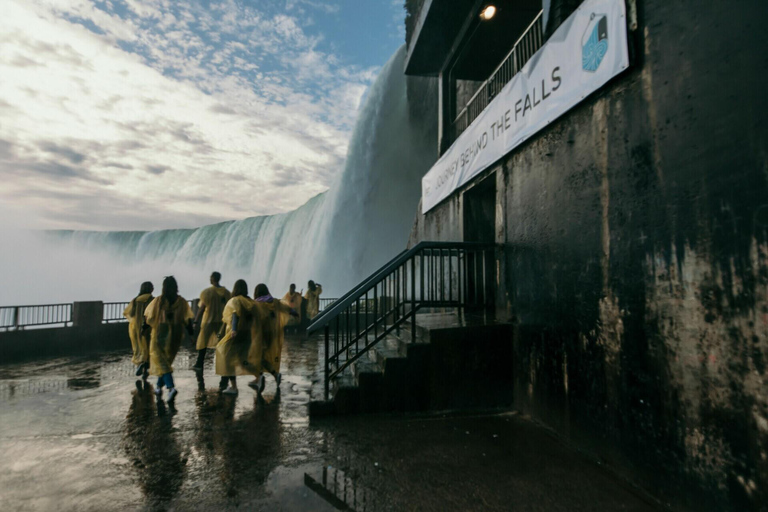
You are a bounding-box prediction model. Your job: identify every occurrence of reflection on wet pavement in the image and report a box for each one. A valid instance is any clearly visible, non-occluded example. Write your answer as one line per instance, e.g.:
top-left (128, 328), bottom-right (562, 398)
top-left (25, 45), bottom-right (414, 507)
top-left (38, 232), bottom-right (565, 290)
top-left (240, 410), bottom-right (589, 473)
top-left (0, 334), bottom-right (661, 511)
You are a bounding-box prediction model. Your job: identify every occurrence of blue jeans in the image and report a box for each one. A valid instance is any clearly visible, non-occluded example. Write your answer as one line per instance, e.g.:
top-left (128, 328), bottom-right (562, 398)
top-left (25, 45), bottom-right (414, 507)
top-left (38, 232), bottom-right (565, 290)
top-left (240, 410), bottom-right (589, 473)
top-left (156, 373), bottom-right (175, 389)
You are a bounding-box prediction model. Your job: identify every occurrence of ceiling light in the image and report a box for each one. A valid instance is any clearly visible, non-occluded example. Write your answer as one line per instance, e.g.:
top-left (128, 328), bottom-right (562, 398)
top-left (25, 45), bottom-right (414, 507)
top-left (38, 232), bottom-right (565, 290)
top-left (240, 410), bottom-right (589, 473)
top-left (479, 5), bottom-right (497, 21)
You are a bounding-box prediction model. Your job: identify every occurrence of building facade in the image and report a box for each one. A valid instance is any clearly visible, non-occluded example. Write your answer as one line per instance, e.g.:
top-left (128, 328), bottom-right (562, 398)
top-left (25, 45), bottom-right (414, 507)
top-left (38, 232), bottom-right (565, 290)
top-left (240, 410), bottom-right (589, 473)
top-left (406, 0), bottom-right (768, 510)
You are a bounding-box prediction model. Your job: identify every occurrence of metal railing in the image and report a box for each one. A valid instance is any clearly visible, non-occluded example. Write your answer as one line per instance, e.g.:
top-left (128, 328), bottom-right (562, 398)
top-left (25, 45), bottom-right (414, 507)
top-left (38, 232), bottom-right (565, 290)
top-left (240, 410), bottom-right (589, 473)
top-left (103, 302), bottom-right (130, 323)
top-left (451, 10), bottom-right (544, 141)
top-left (0, 304), bottom-right (72, 331)
top-left (308, 242), bottom-right (495, 401)
top-left (318, 298), bottom-right (337, 312)
top-left (0, 298), bottom-right (197, 331)
top-left (304, 465), bottom-right (379, 511)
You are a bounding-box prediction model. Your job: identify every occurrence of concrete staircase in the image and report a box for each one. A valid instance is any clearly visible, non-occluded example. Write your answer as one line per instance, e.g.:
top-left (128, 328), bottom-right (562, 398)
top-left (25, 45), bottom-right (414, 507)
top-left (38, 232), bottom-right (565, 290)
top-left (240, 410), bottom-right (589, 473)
top-left (309, 311), bottom-right (514, 416)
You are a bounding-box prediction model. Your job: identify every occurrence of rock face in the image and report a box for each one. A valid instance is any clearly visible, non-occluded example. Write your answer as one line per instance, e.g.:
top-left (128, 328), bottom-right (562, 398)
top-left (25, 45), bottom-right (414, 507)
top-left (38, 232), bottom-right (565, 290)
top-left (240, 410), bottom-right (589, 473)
top-left (409, 1), bottom-right (768, 510)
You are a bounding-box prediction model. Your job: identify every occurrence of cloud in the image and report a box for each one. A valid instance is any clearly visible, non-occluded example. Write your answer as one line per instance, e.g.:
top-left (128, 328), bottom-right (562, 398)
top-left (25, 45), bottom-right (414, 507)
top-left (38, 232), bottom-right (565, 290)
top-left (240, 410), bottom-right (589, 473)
top-left (0, 0), bottom-right (381, 230)
top-left (37, 141), bottom-right (86, 164)
top-left (285, 0), bottom-right (341, 15)
top-left (146, 164), bottom-right (169, 175)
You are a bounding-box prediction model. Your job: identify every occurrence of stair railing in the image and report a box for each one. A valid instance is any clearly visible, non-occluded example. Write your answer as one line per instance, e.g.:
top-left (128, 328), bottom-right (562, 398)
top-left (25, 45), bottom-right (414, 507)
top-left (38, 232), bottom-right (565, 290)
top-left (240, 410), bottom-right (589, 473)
top-left (308, 241), bottom-right (496, 400)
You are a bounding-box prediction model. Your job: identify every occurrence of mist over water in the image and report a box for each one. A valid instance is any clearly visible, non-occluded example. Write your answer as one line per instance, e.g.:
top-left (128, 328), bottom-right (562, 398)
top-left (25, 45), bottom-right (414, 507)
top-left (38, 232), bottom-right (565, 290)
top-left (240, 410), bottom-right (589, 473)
top-left (0, 46), bottom-right (436, 306)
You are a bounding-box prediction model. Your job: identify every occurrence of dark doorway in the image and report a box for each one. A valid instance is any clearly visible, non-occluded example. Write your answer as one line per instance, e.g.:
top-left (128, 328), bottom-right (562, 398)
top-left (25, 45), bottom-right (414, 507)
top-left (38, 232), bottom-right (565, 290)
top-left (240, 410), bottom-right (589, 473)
top-left (463, 175), bottom-right (496, 308)
top-left (463, 175), bottom-right (496, 243)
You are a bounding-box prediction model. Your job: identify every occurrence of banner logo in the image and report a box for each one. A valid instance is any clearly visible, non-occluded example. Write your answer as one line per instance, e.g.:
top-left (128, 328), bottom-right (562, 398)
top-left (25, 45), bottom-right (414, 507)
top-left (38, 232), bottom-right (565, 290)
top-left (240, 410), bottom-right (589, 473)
top-left (582, 14), bottom-right (609, 72)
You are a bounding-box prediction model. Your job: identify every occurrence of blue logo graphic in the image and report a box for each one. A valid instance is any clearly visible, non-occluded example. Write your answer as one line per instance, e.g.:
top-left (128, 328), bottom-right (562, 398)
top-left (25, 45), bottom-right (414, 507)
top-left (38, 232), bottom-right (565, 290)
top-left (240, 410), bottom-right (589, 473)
top-left (582, 14), bottom-right (608, 72)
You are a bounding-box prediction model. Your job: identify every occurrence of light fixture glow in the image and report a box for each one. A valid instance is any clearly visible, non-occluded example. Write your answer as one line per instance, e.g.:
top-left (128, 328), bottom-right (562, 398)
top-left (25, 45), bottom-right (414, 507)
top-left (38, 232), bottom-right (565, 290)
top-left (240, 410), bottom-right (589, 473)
top-left (479, 5), bottom-right (497, 21)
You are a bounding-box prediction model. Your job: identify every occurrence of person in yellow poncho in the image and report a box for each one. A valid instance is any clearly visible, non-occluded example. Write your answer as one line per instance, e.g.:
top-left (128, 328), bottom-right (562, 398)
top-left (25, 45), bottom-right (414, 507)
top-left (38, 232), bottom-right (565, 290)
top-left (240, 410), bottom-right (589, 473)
top-left (303, 280), bottom-right (323, 321)
top-left (250, 283), bottom-right (298, 393)
top-left (281, 283), bottom-right (303, 333)
top-left (124, 281), bottom-right (154, 378)
top-left (144, 276), bottom-right (194, 403)
top-left (192, 272), bottom-right (231, 373)
top-left (214, 279), bottom-right (262, 395)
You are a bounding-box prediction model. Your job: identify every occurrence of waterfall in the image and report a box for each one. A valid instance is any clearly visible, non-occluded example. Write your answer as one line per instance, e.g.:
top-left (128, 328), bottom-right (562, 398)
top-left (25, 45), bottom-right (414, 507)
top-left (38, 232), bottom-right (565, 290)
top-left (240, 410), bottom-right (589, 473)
top-left (0, 46), bottom-right (437, 305)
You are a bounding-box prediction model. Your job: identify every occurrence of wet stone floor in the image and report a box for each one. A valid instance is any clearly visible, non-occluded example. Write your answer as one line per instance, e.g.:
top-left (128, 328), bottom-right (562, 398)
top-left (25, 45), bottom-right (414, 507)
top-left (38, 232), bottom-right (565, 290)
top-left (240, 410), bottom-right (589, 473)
top-left (0, 334), bottom-right (660, 511)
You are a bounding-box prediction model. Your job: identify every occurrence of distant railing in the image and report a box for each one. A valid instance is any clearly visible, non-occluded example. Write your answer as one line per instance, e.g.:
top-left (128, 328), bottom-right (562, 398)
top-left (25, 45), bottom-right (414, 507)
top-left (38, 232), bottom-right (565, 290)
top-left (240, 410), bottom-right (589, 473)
top-left (0, 299), bottom-right (199, 331)
top-left (0, 304), bottom-right (72, 331)
top-left (451, 11), bottom-right (544, 141)
top-left (318, 298), bottom-right (337, 312)
top-left (103, 302), bottom-right (129, 323)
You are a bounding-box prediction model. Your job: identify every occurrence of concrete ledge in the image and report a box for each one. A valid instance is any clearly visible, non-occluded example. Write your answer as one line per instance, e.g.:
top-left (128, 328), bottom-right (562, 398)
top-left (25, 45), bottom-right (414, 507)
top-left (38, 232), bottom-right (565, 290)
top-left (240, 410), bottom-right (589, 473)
top-left (0, 323), bottom-right (130, 365)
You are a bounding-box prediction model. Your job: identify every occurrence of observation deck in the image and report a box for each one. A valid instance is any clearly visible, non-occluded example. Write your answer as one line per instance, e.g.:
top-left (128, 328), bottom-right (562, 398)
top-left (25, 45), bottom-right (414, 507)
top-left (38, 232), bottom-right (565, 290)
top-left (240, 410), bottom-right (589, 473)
top-left (0, 333), bottom-right (657, 510)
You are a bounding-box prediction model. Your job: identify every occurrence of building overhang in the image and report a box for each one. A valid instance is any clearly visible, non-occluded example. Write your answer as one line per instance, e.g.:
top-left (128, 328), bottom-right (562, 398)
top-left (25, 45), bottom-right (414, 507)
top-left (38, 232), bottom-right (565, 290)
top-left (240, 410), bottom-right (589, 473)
top-left (404, 0), bottom-right (477, 77)
top-left (405, 0), bottom-right (545, 78)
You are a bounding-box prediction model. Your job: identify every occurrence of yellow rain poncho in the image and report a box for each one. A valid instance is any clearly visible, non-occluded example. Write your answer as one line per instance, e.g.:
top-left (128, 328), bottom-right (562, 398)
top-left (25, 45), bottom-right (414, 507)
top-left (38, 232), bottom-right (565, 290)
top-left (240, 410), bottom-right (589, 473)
top-left (281, 291), bottom-right (302, 326)
top-left (196, 285), bottom-right (231, 350)
top-left (145, 296), bottom-right (193, 376)
top-left (124, 293), bottom-right (154, 365)
top-left (255, 299), bottom-right (293, 374)
top-left (215, 296), bottom-right (262, 376)
top-left (304, 285), bottom-right (323, 320)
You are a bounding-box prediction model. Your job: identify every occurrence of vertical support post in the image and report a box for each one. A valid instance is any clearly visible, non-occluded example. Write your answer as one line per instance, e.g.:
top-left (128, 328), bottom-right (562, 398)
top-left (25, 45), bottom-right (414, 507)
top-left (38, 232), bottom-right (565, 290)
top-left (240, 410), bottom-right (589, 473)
top-left (411, 257), bottom-right (416, 343)
top-left (420, 251), bottom-right (425, 304)
top-left (12, 306), bottom-right (19, 331)
top-left (334, 316), bottom-right (340, 366)
top-left (373, 284), bottom-right (378, 339)
top-left (324, 325), bottom-right (330, 401)
top-left (440, 249), bottom-right (445, 304)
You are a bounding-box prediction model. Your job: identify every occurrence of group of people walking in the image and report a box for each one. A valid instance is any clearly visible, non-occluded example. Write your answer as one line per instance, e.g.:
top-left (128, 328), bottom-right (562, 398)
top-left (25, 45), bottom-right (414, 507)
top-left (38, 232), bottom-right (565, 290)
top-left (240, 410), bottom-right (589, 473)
top-left (123, 272), bottom-right (323, 403)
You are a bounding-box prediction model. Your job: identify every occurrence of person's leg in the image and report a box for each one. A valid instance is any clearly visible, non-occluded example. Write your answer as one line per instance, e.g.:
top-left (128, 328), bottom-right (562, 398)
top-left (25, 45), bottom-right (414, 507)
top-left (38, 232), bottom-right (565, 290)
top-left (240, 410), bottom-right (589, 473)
top-left (155, 375), bottom-right (164, 397)
top-left (222, 375), bottom-right (238, 394)
top-left (165, 372), bottom-right (178, 401)
top-left (194, 348), bottom-right (206, 370)
top-left (219, 376), bottom-right (229, 390)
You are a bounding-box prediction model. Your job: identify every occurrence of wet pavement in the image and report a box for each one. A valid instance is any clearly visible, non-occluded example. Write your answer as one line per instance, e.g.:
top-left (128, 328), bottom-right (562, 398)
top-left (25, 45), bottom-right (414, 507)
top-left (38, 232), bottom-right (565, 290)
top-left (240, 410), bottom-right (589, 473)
top-left (0, 334), bottom-right (661, 511)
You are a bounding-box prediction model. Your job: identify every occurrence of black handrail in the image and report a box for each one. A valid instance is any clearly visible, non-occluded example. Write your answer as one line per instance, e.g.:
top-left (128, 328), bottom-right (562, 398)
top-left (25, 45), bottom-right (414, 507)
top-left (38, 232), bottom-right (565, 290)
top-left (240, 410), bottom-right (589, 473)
top-left (310, 241), bottom-right (496, 401)
top-left (309, 242), bottom-right (491, 332)
top-left (309, 249), bottom-right (407, 326)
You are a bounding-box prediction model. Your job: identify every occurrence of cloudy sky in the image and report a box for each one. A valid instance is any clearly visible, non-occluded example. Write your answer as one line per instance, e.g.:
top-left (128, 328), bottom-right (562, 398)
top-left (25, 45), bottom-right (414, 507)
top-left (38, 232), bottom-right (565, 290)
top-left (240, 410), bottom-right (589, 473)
top-left (0, 0), bottom-right (405, 231)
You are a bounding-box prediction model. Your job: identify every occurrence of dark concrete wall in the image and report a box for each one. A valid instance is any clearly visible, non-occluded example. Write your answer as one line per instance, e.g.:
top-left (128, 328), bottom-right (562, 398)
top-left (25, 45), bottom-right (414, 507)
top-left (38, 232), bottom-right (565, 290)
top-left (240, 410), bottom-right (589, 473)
top-left (410, 1), bottom-right (768, 510)
top-left (0, 323), bottom-right (130, 364)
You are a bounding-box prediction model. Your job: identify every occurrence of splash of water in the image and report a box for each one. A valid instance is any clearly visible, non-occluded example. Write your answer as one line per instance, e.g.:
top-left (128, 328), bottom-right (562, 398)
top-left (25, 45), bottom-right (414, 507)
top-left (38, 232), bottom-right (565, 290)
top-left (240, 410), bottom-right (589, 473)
top-left (0, 46), bottom-right (436, 305)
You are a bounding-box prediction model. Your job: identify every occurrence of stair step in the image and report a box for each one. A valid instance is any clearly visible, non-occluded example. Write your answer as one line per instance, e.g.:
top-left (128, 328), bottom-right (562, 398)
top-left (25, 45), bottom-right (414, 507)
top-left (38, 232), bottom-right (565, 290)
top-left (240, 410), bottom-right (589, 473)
top-left (371, 344), bottom-right (406, 369)
top-left (350, 359), bottom-right (383, 384)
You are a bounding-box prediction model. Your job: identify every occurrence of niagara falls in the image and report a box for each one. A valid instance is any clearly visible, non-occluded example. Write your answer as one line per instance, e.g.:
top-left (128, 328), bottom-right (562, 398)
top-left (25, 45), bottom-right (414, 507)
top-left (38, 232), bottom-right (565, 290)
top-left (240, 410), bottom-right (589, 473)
top-left (0, 46), bottom-right (436, 306)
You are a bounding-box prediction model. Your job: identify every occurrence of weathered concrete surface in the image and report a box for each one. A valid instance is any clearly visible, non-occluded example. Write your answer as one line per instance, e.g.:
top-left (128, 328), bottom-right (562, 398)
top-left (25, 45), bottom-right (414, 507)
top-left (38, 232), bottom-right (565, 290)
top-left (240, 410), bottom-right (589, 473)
top-left (0, 334), bottom-right (659, 511)
top-left (409, 1), bottom-right (768, 510)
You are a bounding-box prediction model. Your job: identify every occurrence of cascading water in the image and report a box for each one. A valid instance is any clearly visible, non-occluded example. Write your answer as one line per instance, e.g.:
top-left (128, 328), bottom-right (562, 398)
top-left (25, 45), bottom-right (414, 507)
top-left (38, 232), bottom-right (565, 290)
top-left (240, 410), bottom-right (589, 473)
top-left (0, 46), bottom-right (437, 305)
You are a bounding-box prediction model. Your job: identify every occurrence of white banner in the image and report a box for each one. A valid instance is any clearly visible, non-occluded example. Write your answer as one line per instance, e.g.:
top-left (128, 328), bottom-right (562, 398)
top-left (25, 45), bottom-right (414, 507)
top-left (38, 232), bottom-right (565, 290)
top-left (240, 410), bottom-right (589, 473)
top-left (422, 0), bottom-right (629, 213)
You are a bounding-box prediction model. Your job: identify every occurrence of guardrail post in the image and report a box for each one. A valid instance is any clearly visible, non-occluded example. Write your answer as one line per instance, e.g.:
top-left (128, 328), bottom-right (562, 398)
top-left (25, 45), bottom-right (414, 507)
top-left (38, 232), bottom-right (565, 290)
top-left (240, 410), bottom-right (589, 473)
top-left (411, 257), bottom-right (416, 343)
top-left (12, 306), bottom-right (19, 331)
top-left (324, 325), bottom-right (330, 401)
top-left (72, 301), bottom-right (103, 328)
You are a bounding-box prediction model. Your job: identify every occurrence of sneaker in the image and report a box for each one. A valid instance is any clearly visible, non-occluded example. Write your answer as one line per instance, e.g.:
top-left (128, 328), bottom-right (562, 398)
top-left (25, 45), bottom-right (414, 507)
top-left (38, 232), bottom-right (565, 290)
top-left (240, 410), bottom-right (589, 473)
top-left (218, 379), bottom-right (229, 392)
top-left (247, 379), bottom-right (260, 391)
top-left (167, 388), bottom-right (178, 402)
top-left (258, 374), bottom-right (266, 393)
top-left (222, 386), bottom-right (238, 395)
top-left (135, 363), bottom-right (144, 376)
top-left (275, 373), bottom-right (282, 388)
top-left (155, 386), bottom-right (163, 398)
